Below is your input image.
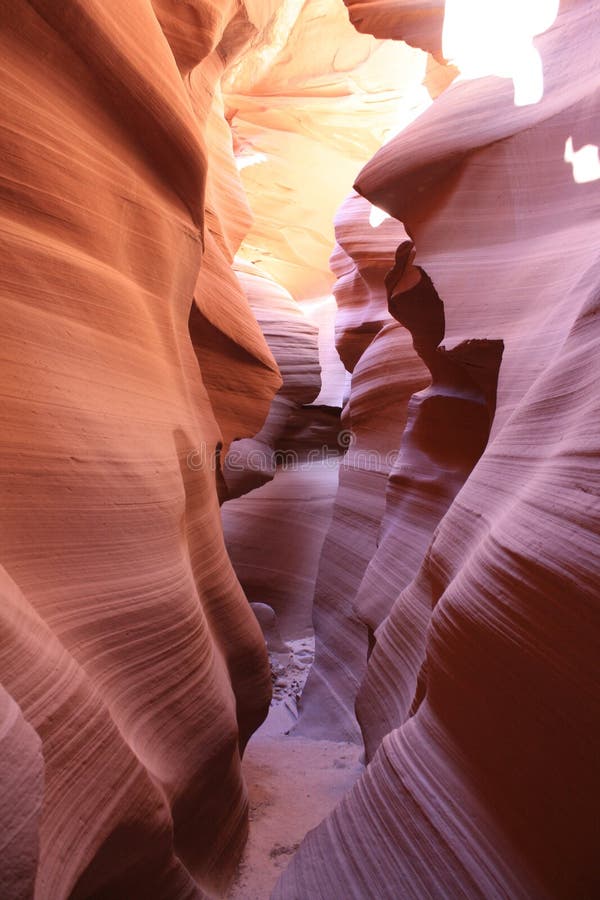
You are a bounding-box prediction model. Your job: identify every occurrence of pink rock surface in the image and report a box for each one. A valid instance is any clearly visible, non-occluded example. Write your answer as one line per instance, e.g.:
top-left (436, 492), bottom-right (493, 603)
top-left (276, 0), bottom-right (600, 896)
top-left (0, 681), bottom-right (43, 900)
top-left (296, 193), bottom-right (429, 739)
top-left (220, 260), bottom-right (332, 639)
top-left (0, 567), bottom-right (202, 898)
top-left (222, 259), bottom-right (320, 498)
top-left (344, 0), bottom-right (445, 56)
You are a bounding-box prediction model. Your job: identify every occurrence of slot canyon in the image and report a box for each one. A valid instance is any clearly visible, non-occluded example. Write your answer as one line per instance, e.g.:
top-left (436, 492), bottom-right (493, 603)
top-left (1, 1), bottom-right (599, 898)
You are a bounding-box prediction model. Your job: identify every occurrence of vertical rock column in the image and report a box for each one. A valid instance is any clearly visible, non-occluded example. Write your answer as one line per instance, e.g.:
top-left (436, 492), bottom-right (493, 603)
top-left (296, 194), bottom-right (429, 740)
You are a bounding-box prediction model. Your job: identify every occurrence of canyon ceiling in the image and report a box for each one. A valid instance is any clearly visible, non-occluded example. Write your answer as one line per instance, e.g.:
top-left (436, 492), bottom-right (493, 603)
top-left (1, 1), bottom-right (599, 899)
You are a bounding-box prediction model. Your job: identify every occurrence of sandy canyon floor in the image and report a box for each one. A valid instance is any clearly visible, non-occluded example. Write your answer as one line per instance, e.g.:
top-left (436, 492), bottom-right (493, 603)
top-left (228, 640), bottom-right (363, 899)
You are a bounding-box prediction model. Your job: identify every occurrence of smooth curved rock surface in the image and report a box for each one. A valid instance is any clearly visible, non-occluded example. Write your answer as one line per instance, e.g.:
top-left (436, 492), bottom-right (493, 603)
top-left (223, 0), bottom-right (433, 299)
top-left (220, 260), bottom-right (333, 640)
top-left (352, 243), bottom-right (502, 648)
top-left (343, 0), bottom-right (445, 56)
top-left (2, 0), bottom-right (598, 897)
top-left (188, 52), bottom-right (282, 459)
top-left (276, 0), bottom-right (600, 896)
top-left (296, 193), bottom-right (430, 740)
top-left (0, 683), bottom-right (43, 900)
top-left (222, 259), bottom-right (320, 498)
top-left (356, 252), bottom-right (504, 756)
top-left (0, 3), bottom-right (282, 896)
top-left (0, 567), bottom-right (204, 899)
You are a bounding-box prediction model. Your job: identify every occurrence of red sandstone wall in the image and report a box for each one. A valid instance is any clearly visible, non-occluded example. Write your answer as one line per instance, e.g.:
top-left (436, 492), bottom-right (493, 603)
top-left (0, 3), bottom-right (282, 896)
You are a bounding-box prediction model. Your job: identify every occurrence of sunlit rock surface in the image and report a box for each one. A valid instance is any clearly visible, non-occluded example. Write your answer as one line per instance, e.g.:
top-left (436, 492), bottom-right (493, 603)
top-left (223, 0), bottom-right (436, 298)
top-left (220, 0), bottom-right (436, 677)
top-left (344, 0), bottom-right (445, 55)
top-left (275, 0), bottom-right (600, 897)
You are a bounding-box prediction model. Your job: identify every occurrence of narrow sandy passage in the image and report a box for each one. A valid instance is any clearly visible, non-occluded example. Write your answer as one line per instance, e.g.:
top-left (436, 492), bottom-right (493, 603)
top-left (229, 730), bottom-right (362, 899)
top-left (228, 637), bottom-right (362, 899)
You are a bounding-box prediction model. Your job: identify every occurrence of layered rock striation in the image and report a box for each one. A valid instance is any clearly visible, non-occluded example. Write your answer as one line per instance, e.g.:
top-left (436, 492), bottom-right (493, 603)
top-left (0, 3), bottom-right (285, 896)
top-left (2, 1), bottom-right (599, 898)
top-left (296, 194), bottom-right (430, 739)
top-left (220, 261), bottom-right (331, 639)
top-left (276, 0), bottom-right (600, 896)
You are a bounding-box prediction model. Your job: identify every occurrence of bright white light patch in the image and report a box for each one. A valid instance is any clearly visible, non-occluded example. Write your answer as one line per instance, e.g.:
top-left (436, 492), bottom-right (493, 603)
top-left (235, 152), bottom-right (267, 171)
top-left (564, 137), bottom-right (600, 184)
top-left (442, 0), bottom-right (559, 106)
top-left (369, 205), bottom-right (391, 228)
top-left (300, 296), bottom-right (333, 315)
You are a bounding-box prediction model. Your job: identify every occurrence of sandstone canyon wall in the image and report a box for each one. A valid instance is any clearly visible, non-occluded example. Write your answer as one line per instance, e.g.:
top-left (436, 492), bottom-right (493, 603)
top-left (222, 0), bottom-right (438, 299)
top-left (0, 3), bottom-right (288, 897)
top-left (277, 0), bottom-right (600, 897)
top-left (220, 260), bottom-right (330, 640)
top-left (219, 1), bottom-right (435, 654)
top-left (3, 2), bottom-right (427, 893)
top-left (295, 193), bottom-right (431, 738)
top-left (1, 1), bottom-right (599, 899)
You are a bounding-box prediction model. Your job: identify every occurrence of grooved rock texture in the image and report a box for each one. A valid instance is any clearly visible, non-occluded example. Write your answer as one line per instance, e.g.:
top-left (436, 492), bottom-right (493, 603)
top-left (222, 258), bottom-right (320, 499)
top-left (0, 680), bottom-right (43, 900)
top-left (275, 0), bottom-right (600, 897)
top-left (187, 51), bottom-right (282, 460)
top-left (0, 2), bottom-right (287, 896)
top-left (1, 3), bottom-right (443, 894)
top-left (2, 0), bottom-right (599, 898)
top-left (296, 193), bottom-right (430, 739)
top-left (220, 259), bottom-right (332, 639)
top-left (218, 0), bottom-right (440, 659)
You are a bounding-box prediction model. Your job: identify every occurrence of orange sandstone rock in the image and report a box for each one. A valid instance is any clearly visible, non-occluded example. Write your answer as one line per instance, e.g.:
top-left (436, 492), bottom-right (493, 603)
top-left (0, 2), bottom-right (278, 896)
